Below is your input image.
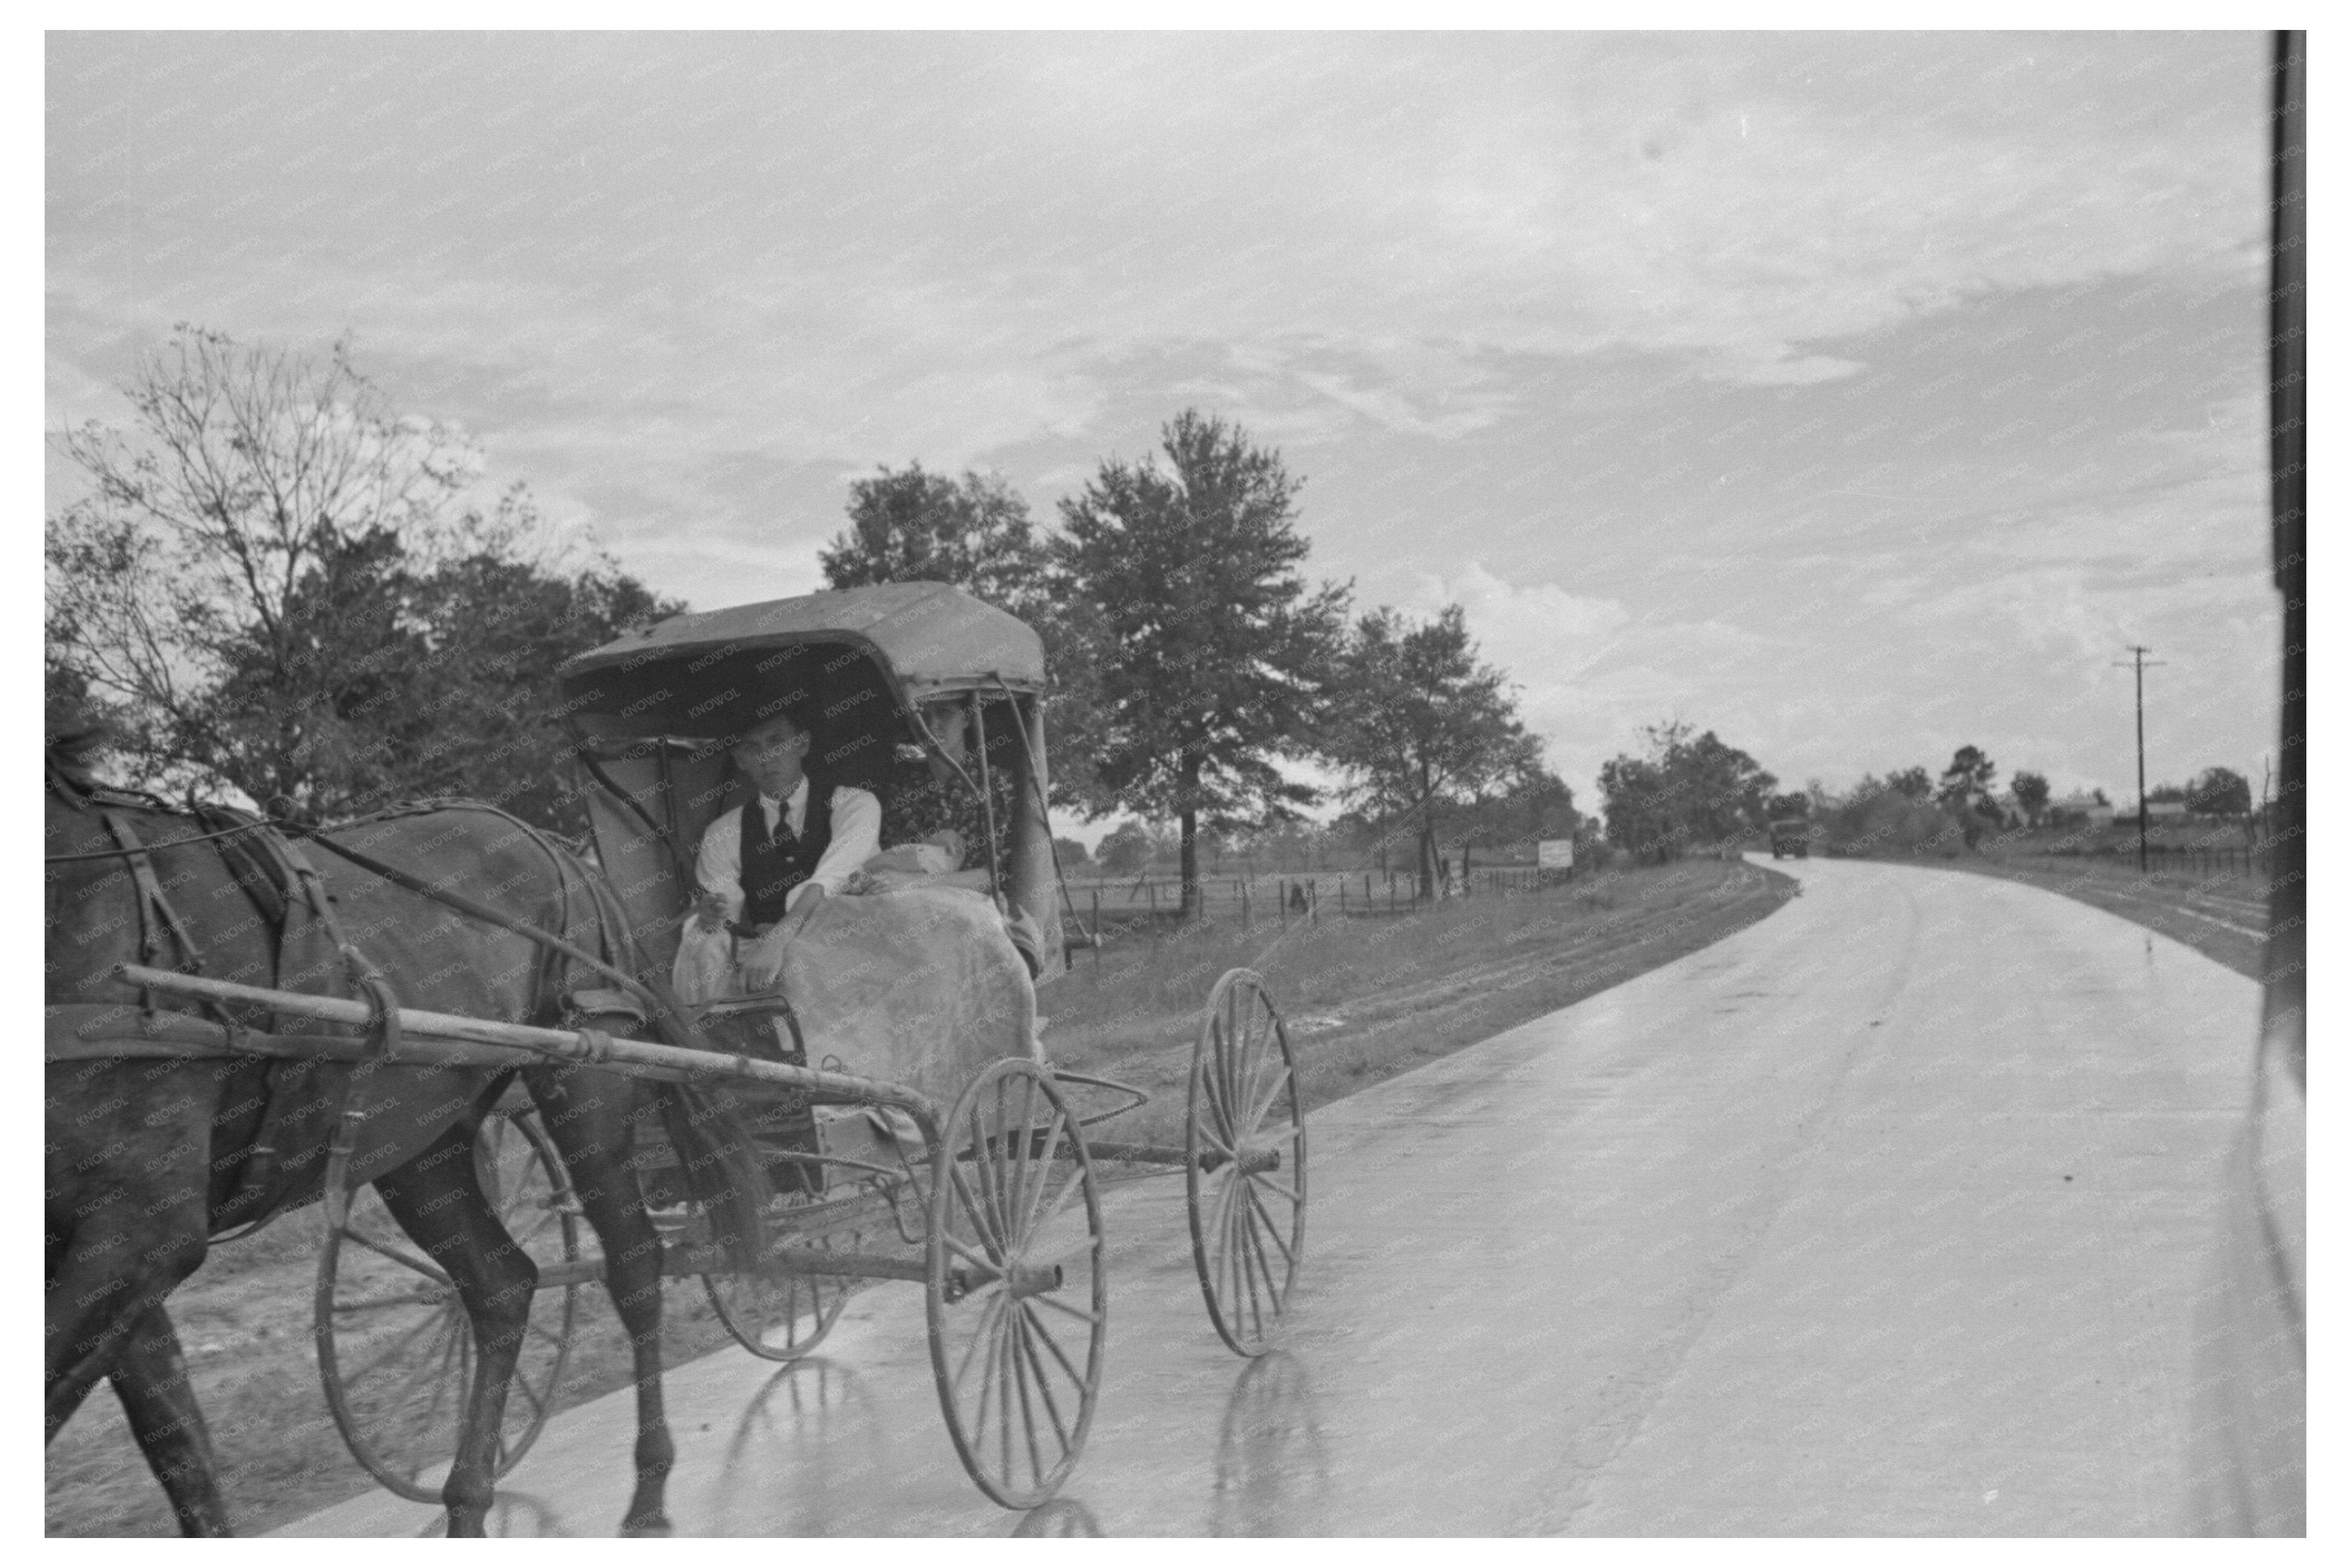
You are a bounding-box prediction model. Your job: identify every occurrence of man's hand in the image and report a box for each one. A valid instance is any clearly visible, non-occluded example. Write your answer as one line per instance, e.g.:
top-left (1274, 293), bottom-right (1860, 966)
top-left (685, 886), bottom-right (729, 934)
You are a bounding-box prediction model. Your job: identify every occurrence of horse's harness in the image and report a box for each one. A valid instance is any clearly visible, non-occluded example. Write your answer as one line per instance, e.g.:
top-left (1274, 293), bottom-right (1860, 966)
top-left (45, 771), bottom-right (709, 1236)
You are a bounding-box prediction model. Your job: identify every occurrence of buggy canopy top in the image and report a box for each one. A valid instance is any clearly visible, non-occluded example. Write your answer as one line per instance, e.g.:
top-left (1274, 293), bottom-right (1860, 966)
top-left (559, 582), bottom-right (1045, 751)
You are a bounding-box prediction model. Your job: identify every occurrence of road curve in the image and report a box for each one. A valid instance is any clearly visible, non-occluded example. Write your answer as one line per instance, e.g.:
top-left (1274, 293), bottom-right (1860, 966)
top-left (282, 855), bottom-right (2256, 1537)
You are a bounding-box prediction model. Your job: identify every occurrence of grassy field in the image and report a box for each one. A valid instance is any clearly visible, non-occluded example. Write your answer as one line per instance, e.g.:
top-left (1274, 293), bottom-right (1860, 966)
top-left (1934, 848), bottom-right (2278, 982)
top-left (46, 856), bottom-right (1792, 1537)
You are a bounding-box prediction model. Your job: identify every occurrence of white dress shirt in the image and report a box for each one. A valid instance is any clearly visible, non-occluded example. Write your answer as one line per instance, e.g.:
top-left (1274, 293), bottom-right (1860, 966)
top-left (694, 775), bottom-right (883, 924)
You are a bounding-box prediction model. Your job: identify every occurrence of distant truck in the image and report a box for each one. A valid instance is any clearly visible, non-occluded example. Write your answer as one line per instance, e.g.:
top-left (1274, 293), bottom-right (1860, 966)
top-left (1768, 818), bottom-right (1813, 859)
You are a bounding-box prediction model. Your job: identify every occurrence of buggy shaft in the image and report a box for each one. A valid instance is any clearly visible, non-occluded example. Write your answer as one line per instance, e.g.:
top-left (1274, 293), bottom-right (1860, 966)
top-left (114, 963), bottom-right (940, 1128)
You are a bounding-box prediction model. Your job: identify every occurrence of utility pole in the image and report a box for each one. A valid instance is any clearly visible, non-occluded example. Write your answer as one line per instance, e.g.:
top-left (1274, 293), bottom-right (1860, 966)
top-left (2116, 644), bottom-right (2166, 871)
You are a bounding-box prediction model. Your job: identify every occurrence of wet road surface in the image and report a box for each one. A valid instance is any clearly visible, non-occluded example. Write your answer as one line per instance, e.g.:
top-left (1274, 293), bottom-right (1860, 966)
top-left (283, 856), bottom-right (2255, 1536)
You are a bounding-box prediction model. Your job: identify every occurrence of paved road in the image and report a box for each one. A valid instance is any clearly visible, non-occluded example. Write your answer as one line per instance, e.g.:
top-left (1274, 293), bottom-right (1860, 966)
top-left (284, 856), bottom-right (2256, 1536)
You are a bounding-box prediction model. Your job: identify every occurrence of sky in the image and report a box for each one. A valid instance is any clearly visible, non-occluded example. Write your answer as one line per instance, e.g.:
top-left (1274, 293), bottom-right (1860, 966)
top-left (46, 31), bottom-right (2282, 828)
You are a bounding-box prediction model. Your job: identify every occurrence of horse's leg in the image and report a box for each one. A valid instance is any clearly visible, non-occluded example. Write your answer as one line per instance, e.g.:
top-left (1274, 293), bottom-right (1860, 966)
top-left (371, 1119), bottom-right (537, 1539)
top-left (106, 1303), bottom-right (232, 1536)
top-left (45, 1072), bottom-right (215, 1445)
top-left (526, 1064), bottom-right (675, 1536)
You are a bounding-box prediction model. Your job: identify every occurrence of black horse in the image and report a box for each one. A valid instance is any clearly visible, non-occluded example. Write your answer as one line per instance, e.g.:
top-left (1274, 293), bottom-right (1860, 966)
top-left (46, 737), bottom-right (767, 1536)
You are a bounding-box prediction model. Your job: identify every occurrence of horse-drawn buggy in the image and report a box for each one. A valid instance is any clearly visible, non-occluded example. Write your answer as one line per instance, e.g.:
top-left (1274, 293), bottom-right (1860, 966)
top-left (46, 583), bottom-right (1306, 1534)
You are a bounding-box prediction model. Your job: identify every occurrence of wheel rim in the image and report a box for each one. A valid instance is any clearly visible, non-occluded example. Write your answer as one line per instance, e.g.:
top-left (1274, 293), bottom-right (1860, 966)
top-left (1187, 969), bottom-right (1307, 1357)
top-left (703, 1190), bottom-right (855, 1361)
top-left (925, 1059), bottom-right (1105, 1509)
top-left (315, 1109), bottom-right (580, 1501)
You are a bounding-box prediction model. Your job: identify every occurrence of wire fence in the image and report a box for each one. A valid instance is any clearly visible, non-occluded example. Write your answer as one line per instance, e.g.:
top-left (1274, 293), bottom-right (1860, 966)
top-left (2016, 845), bottom-right (2276, 879)
top-left (1058, 864), bottom-right (1565, 950)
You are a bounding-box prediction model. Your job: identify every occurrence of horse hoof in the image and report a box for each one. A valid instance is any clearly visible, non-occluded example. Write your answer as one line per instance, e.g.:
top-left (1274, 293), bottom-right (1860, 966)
top-left (622, 1514), bottom-right (674, 1538)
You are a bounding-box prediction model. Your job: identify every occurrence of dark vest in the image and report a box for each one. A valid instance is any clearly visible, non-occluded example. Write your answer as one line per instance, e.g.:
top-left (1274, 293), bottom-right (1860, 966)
top-left (739, 780), bottom-right (834, 928)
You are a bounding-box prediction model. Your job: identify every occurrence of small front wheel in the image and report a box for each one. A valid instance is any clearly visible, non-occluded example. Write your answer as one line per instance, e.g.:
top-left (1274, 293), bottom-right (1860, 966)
top-left (315, 1106), bottom-right (581, 1501)
top-left (1187, 969), bottom-right (1307, 1356)
top-left (703, 1188), bottom-right (854, 1362)
top-left (925, 1059), bottom-right (1106, 1509)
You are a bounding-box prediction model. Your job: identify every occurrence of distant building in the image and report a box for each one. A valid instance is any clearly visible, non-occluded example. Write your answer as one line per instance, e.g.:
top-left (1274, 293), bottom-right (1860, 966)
top-left (2147, 800), bottom-right (2191, 823)
top-left (2053, 792), bottom-right (2116, 828)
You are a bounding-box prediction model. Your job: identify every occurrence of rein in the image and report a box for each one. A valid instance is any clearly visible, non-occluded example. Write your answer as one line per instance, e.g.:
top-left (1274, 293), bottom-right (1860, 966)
top-left (43, 818), bottom-right (274, 863)
top-left (50, 775), bottom-right (714, 1058)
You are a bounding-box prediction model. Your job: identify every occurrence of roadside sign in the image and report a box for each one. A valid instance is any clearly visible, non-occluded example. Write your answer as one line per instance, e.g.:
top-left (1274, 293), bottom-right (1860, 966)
top-left (1537, 838), bottom-right (1575, 869)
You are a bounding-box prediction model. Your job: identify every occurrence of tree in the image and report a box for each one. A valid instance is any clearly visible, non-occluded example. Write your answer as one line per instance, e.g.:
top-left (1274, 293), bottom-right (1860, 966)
top-left (2010, 770), bottom-right (2052, 828)
top-left (818, 460), bottom-right (1110, 817)
top-left (821, 462), bottom-right (1051, 611)
top-left (1051, 836), bottom-right (1093, 872)
top-left (1096, 821), bottom-right (1150, 877)
top-left (1766, 790), bottom-right (1812, 822)
top-left (1051, 410), bottom-right (1349, 919)
top-left (1936, 746), bottom-right (1997, 811)
top-left (1599, 721), bottom-right (1777, 862)
top-left (1887, 766), bottom-right (1935, 801)
top-left (45, 325), bottom-right (674, 828)
top-left (2147, 782), bottom-right (2188, 805)
top-left (1322, 605), bottom-right (1540, 897)
top-left (1452, 764), bottom-right (1578, 852)
top-left (2187, 766), bottom-right (2253, 818)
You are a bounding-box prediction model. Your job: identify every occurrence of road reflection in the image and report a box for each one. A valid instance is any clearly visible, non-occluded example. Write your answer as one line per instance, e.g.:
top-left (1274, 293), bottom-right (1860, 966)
top-left (1211, 1352), bottom-right (1331, 1536)
top-left (1008, 1498), bottom-right (1103, 1537)
top-left (709, 1359), bottom-right (885, 1535)
top-left (408, 1491), bottom-right (567, 1538)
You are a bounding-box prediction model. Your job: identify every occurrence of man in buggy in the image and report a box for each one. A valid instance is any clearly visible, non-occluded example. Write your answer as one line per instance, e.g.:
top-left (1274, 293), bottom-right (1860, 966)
top-left (673, 706), bottom-right (884, 1001)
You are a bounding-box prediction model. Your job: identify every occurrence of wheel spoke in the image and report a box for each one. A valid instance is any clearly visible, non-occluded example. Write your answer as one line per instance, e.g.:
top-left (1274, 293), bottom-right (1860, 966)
top-left (341, 1226), bottom-right (453, 1284)
top-left (1017, 1106), bottom-right (1068, 1244)
top-left (995, 1303), bottom-right (1017, 1484)
top-left (1006, 1072), bottom-right (1044, 1241)
top-left (1022, 1160), bottom-right (1088, 1251)
top-left (339, 1309), bottom-right (452, 1390)
top-left (979, 1080), bottom-right (1014, 1246)
top-left (1012, 1313), bottom-right (1045, 1489)
top-left (1245, 1182), bottom-right (1297, 1268)
top-left (1228, 1175), bottom-right (1260, 1339)
top-left (948, 1162), bottom-right (1006, 1262)
top-left (942, 1230), bottom-right (997, 1274)
top-left (1243, 1062), bottom-right (1294, 1140)
top-left (1014, 1311), bottom-right (1074, 1456)
top-left (1200, 1045), bottom-right (1239, 1148)
top-left (952, 1289), bottom-right (1011, 1401)
top-left (1028, 1292), bottom-right (1101, 1327)
top-left (1019, 1300), bottom-right (1088, 1400)
top-left (1249, 1174), bottom-right (1303, 1205)
top-left (1242, 1198), bottom-right (1282, 1324)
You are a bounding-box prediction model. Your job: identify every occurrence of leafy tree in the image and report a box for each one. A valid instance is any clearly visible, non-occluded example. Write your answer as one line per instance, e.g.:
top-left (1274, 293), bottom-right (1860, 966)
top-left (1051, 410), bottom-right (1349, 919)
top-left (1936, 745), bottom-right (1998, 811)
top-left (1451, 764), bottom-right (1578, 852)
top-left (1600, 721), bottom-right (1777, 862)
top-left (2146, 782), bottom-right (2188, 805)
top-left (1887, 766), bottom-right (1935, 801)
top-left (1051, 836), bottom-right (1093, 870)
top-left (1322, 605), bottom-right (1540, 898)
top-left (2187, 766), bottom-right (2253, 818)
top-left (2010, 770), bottom-right (2052, 827)
top-left (1095, 821), bottom-right (1150, 877)
top-left (821, 462), bottom-right (1051, 611)
top-left (1598, 753), bottom-right (1674, 861)
top-left (817, 460), bottom-right (1110, 819)
top-left (45, 325), bottom-right (674, 828)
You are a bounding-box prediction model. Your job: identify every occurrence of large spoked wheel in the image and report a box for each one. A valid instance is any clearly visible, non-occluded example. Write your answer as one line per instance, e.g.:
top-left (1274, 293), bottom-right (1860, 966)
top-left (925, 1059), bottom-right (1107, 1509)
top-left (1187, 968), bottom-right (1307, 1357)
top-left (703, 1190), bottom-right (854, 1361)
top-left (316, 1106), bottom-right (582, 1502)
